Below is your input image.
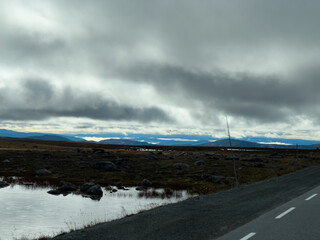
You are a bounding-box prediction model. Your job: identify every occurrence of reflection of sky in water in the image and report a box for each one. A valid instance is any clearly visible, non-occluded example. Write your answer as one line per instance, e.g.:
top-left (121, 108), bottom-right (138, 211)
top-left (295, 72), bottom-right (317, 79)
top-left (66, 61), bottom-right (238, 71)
top-left (0, 184), bottom-right (192, 239)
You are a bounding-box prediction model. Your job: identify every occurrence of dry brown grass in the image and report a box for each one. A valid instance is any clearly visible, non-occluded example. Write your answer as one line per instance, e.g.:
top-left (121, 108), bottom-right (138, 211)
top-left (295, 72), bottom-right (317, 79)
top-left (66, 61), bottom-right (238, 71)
top-left (1, 138), bottom-right (320, 194)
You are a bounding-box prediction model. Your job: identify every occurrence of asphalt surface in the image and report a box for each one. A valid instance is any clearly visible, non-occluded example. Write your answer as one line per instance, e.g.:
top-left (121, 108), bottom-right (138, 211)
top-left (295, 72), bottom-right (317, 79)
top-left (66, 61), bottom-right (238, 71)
top-left (216, 185), bottom-right (320, 240)
top-left (53, 165), bottom-right (320, 240)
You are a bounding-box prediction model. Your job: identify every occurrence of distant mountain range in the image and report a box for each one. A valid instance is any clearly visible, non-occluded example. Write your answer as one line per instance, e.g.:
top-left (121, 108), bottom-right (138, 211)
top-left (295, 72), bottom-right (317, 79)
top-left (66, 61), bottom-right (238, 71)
top-left (202, 139), bottom-right (320, 149)
top-left (99, 139), bottom-right (150, 146)
top-left (28, 135), bottom-right (71, 142)
top-left (1, 128), bottom-right (320, 149)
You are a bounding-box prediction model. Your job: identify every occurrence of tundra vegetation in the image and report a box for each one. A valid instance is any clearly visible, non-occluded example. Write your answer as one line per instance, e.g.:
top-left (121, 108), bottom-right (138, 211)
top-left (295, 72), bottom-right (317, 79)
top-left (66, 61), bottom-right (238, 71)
top-left (1, 138), bottom-right (319, 195)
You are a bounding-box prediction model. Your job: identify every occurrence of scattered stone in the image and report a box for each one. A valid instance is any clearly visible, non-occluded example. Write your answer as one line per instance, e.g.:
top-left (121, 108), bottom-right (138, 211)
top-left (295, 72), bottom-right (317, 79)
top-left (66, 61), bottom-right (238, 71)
top-left (11, 169), bottom-right (26, 174)
top-left (86, 184), bottom-right (103, 196)
top-left (92, 148), bottom-right (105, 154)
top-left (92, 161), bottom-right (118, 171)
top-left (47, 189), bottom-right (62, 195)
top-left (80, 182), bottom-right (103, 196)
top-left (0, 181), bottom-right (9, 188)
top-left (111, 188), bottom-right (118, 193)
top-left (194, 160), bottom-right (205, 166)
top-left (225, 155), bottom-right (239, 161)
top-left (80, 182), bottom-right (95, 192)
top-left (34, 168), bottom-right (52, 176)
top-left (173, 163), bottom-right (190, 170)
top-left (58, 181), bottom-right (77, 192)
top-left (252, 162), bottom-right (267, 168)
top-left (269, 153), bottom-right (284, 158)
top-left (141, 178), bottom-right (152, 187)
top-left (202, 174), bottom-right (226, 183)
top-left (205, 152), bottom-right (216, 157)
top-left (2, 159), bottom-right (10, 163)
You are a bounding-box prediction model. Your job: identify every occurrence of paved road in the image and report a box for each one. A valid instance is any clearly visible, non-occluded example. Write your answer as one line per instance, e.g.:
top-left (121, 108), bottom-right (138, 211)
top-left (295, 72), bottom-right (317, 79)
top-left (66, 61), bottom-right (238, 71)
top-left (54, 165), bottom-right (320, 240)
top-left (217, 185), bottom-right (320, 240)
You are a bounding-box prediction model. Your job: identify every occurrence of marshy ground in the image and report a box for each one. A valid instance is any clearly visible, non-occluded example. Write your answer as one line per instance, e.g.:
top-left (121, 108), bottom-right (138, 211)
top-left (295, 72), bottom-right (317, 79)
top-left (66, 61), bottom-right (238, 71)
top-left (1, 138), bottom-right (320, 194)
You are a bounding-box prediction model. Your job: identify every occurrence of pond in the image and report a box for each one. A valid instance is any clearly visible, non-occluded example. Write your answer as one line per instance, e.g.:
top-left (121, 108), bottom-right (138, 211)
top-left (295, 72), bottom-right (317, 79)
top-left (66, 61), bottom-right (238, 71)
top-left (0, 181), bottom-right (193, 240)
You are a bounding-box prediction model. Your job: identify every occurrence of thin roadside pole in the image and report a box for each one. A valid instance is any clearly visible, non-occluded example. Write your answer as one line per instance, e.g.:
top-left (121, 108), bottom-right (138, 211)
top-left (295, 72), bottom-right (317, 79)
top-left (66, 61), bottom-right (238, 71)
top-left (226, 116), bottom-right (239, 187)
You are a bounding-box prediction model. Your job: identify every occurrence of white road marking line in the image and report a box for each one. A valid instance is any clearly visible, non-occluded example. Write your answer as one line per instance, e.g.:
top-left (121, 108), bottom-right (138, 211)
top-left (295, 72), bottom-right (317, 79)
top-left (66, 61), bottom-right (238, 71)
top-left (305, 194), bottom-right (317, 201)
top-left (240, 232), bottom-right (256, 240)
top-left (275, 207), bottom-right (296, 219)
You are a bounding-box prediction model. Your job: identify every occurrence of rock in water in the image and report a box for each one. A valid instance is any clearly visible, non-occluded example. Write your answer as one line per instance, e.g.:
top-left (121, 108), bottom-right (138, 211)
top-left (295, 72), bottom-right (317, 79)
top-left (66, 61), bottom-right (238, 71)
top-left (80, 182), bottom-right (103, 196)
top-left (141, 179), bottom-right (152, 187)
top-left (0, 181), bottom-right (9, 188)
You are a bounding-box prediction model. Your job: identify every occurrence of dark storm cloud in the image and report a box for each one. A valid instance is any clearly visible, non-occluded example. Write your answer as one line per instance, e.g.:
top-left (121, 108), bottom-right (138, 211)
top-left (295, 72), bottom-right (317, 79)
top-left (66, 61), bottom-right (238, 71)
top-left (122, 63), bottom-right (320, 123)
top-left (0, 79), bottom-right (172, 123)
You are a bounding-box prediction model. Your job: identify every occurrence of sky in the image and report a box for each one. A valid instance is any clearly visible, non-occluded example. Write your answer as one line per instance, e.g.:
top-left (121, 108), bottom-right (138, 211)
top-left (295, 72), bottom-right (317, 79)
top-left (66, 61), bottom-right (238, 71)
top-left (1, 0), bottom-right (320, 140)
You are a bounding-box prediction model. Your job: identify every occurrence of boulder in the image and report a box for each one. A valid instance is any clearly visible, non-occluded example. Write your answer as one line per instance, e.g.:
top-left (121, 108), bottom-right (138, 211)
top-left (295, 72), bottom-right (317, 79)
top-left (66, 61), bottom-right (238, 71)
top-left (86, 184), bottom-right (103, 196)
top-left (2, 159), bottom-right (10, 163)
top-left (194, 160), bottom-right (205, 166)
top-left (0, 181), bottom-right (9, 188)
top-left (205, 152), bottom-right (216, 157)
top-left (173, 163), bottom-right (190, 170)
top-left (252, 162), bottom-right (267, 168)
top-left (225, 155), bottom-right (239, 161)
top-left (47, 189), bottom-right (62, 195)
top-left (141, 179), bottom-right (152, 187)
top-left (80, 182), bottom-right (95, 193)
top-left (202, 174), bottom-right (226, 183)
top-left (269, 153), bottom-right (284, 158)
top-left (80, 182), bottom-right (103, 196)
top-left (34, 169), bottom-right (52, 176)
top-left (57, 181), bottom-right (77, 192)
top-left (92, 161), bottom-right (118, 171)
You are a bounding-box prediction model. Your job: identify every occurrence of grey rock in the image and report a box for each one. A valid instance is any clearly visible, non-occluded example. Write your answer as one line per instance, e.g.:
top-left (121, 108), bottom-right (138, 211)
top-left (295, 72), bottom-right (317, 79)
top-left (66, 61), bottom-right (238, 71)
top-left (80, 182), bottom-right (103, 196)
top-left (194, 160), bottom-right (205, 166)
top-left (141, 179), bottom-right (152, 187)
top-left (205, 152), bottom-right (216, 157)
top-left (80, 182), bottom-right (95, 193)
top-left (58, 181), bottom-right (78, 192)
top-left (92, 161), bottom-right (118, 171)
top-left (225, 155), bottom-right (239, 161)
top-left (173, 163), bottom-right (190, 170)
top-left (11, 169), bottom-right (26, 173)
top-left (35, 168), bottom-right (52, 176)
top-left (252, 162), bottom-right (267, 168)
top-left (203, 174), bottom-right (226, 183)
top-left (269, 153), bottom-right (284, 158)
top-left (0, 181), bottom-right (9, 188)
top-left (92, 148), bottom-right (105, 154)
top-left (2, 159), bottom-right (10, 163)
top-left (47, 189), bottom-right (62, 195)
top-left (86, 184), bottom-right (103, 196)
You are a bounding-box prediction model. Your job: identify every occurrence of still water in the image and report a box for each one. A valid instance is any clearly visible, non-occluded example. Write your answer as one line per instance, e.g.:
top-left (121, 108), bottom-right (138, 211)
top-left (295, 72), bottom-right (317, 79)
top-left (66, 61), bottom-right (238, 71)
top-left (0, 183), bottom-right (192, 240)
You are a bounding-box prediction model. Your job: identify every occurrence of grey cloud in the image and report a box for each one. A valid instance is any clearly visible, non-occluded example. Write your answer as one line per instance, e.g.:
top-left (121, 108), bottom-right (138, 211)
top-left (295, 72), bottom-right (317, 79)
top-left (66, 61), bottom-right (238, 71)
top-left (0, 79), bottom-right (172, 123)
top-left (121, 63), bottom-right (320, 123)
top-left (1, 0), bottom-right (320, 134)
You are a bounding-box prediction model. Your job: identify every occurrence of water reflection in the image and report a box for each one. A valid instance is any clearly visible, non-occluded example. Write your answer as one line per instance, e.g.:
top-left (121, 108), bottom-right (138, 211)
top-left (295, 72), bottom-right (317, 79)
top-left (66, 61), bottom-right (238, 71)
top-left (0, 181), bottom-right (193, 239)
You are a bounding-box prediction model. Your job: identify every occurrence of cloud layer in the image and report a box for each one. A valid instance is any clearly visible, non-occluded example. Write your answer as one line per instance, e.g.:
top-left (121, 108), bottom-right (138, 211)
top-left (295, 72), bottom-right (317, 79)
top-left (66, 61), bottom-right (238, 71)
top-left (1, 0), bottom-right (320, 138)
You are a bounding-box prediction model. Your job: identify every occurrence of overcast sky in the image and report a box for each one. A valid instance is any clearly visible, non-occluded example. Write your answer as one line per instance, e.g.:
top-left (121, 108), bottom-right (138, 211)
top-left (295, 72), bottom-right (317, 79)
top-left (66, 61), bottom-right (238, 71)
top-left (1, 0), bottom-right (320, 139)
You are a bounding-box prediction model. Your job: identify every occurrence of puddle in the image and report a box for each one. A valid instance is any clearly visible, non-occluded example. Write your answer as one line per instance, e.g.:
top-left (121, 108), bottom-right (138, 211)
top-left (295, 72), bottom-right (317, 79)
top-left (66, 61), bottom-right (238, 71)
top-left (0, 182), bottom-right (193, 239)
